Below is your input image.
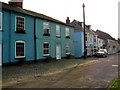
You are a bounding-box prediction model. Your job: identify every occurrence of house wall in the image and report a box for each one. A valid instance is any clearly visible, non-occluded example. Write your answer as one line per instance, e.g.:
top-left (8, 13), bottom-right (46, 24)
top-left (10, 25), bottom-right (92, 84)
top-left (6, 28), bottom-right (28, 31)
top-left (2, 9), bottom-right (35, 63)
top-left (107, 39), bottom-right (116, 54)
top-left (86, 33), bottom-right (94, 56)
top-left (36, 18), bottom-right (74, 60)
top-left (74, 32), bottom-right (84, 58)
top-left (98, 38), bottom-right (105, 49)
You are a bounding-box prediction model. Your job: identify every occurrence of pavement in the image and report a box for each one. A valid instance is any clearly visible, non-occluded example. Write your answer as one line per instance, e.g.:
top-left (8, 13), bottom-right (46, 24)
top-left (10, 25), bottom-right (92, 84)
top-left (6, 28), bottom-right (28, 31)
top-left (2, 54), bottom-right (119, 88)
top-left (2, 57), bottom-right (98, 87)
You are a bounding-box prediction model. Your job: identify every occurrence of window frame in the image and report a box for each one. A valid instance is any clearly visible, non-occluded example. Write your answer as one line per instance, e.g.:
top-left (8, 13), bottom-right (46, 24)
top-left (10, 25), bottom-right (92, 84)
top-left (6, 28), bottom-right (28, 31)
top-left (66, 27), bottom-right (70, 38)
top-left (0, 12), bottom-right (2, 31)
top-left (15, 41), bottom-right (25, 58)
top-left (43, 22), bottom-right (50, 35)
top-left (43, 42), bottom-right (50, 56)
top-left (15, 16), bottom-right (25, 33)
top-left (66, 43), bottom-right (70, 55)
top-left (85, 33), bottom-right (89, 42)
top-left (56, 25), bottom-right (61, 37)
top-left (94, 35), bottom-right (97, 43)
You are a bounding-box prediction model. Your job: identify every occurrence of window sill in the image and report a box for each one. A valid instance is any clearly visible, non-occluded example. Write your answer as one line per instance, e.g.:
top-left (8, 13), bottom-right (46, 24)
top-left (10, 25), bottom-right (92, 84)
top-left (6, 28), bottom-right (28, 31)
top-left (0, 30), bottom-right (3, 32)
top-left (15, 57), bottom-right (26, 59)
top-left (66, 53), bottom-right (70, 55)
top-left (43, 33), bottom-right (50, 36)
top-left (56, 36), bottom-right (61, 38)
top-left (43, 54), bottom-right (50, 57)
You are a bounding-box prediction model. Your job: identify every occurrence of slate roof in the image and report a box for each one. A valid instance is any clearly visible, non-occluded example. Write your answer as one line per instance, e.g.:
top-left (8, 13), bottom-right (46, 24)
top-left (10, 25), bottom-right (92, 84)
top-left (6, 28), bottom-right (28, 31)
top-left (70, 20), bottom-right (92, 33)
top-left (96, 30), bottom-right (115, 41)
top-left (1, 2), bottom-right (73, 27)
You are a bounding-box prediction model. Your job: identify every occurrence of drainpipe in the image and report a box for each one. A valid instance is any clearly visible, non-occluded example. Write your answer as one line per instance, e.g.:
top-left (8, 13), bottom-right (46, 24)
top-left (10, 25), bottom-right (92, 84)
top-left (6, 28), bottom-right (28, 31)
top-left (9, 11), bottom-right (12, 63)
top-left (34, 17), bottom-right (37, 63)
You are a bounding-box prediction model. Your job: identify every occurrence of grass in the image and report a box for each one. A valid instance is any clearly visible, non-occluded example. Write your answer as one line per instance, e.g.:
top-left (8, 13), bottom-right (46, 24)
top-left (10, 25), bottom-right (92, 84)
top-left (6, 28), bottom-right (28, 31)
top-left (109, 76), bottom-right (120, 90)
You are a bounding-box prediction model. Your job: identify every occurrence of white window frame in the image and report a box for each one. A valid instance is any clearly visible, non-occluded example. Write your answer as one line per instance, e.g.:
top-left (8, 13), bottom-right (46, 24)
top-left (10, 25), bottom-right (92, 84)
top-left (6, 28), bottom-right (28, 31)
top-left (43, 42), bottom-right (50, 56)
top-left (43, 22), bottom-right (50, 34)
top-left (15, 41), bottom-right (25, 58)
top-left (56, 25), bottom-right (60, 37)
top-left (0, 12), bottom-right (2, 30)
top-left (66, 43), bottom-right (70, 54)
top-left (85, 33), bottom-right (89, 42)
top-left (66, 27), bottom-right (70, 37)
top-left (15, 16), bottom-right (25, 32)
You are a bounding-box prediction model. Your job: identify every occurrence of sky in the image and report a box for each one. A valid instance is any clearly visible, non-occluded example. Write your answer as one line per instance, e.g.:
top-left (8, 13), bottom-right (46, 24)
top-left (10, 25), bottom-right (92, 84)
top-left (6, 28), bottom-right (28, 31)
top-left (1, 0), bottom-right (119, 39)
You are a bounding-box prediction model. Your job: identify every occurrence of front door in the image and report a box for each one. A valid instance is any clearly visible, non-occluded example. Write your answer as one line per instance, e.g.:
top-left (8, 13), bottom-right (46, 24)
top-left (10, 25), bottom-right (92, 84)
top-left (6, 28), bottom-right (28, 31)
top-left (56, 45), bottom-right (61, 60)
top-left (0, 43), bottom-right (2, 66)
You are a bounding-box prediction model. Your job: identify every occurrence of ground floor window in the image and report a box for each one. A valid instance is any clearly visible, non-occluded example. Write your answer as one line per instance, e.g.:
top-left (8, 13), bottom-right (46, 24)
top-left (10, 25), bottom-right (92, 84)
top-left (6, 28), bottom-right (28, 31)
top-left (66, 43), bottom-right (70, 54)
top-left (15, 41), bottom-right (25, 58)
top-left (43, 42), bottom-right (50, 56)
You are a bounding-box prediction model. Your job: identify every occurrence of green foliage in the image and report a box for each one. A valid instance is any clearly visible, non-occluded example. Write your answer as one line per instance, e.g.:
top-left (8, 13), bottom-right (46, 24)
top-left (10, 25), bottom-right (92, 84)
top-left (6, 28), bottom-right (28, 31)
top-left (109, 76), bottom-right (120, 90)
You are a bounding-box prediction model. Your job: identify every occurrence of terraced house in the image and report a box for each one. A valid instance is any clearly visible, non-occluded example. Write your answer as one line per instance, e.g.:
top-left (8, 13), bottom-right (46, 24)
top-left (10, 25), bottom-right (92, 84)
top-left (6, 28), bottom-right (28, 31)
top-left (0, 0), bottom-right (74, 66)
top-left (67, 19), bottom-right (95, 58)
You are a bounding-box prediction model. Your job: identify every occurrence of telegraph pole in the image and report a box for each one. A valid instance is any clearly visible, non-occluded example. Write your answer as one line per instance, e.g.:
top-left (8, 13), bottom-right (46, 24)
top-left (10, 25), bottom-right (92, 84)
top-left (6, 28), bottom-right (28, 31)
top-left (82, 3), bottom-right (87, 59)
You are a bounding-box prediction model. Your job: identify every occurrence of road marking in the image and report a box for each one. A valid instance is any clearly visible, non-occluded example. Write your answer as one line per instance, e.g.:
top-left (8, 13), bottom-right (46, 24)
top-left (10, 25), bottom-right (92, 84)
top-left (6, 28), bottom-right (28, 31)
top-left (112, 65), bottom-right (118, 67)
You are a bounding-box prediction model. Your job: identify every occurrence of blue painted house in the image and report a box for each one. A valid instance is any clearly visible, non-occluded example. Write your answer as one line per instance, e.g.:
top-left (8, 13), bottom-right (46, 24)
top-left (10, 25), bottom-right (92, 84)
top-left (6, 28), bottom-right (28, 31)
top-left (69, 20), bottom-right (84, 58)
top-left (0, 1), bottom-right (74, 66)
top-left (69, 19), bottom-right (95, 58)
top-left (1, 2), bottom-right (35, 65)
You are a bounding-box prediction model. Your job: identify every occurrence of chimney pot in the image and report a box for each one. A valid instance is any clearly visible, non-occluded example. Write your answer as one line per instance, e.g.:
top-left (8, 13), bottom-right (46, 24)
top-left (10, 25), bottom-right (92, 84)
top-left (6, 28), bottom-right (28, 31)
top-left (9, 0), bottom-right (23, 8)
top-left (66, 17), bottom-right (70, 24)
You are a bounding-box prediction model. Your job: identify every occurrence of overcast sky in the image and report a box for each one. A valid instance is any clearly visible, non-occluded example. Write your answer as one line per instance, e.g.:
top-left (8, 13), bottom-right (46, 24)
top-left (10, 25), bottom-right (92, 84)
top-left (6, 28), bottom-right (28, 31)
top-left (1, 0), bottom-right (119, 39)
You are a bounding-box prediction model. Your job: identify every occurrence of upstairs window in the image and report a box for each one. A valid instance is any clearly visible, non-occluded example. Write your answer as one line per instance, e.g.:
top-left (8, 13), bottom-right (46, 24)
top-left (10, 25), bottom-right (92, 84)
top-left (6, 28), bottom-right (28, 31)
top-left (85, 33), bottom-right (89, 42)
top-left (56, 25), bottom-right (60, 37)
top-left (66, 27), bottom-right (70, 38)
top-left (94, 36), bottom-right (96, 42)
top-left (0, 12), bottom-right (2, 30)
top-left (85, 34), bottom-right (87, 41)
top-left (43, 22), bottom-right (50, 36)
top-left (15, 41), bottom-right (25, 58)
top-left (66, 43), bottom-right (70, 54)
top-left (16, 16), bottom-right (25, 33)
top-left (43, 42), bottom-right (50, 56)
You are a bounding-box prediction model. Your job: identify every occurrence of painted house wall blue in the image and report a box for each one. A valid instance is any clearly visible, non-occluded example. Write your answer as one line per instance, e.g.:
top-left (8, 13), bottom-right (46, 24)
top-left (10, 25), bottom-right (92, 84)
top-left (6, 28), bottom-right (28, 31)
top-left (36, 18), bottom-right (74, 60)
top-left (2, 9), bottom-right (35, 63)
top-left (74, 32), bottom-right (84, 58)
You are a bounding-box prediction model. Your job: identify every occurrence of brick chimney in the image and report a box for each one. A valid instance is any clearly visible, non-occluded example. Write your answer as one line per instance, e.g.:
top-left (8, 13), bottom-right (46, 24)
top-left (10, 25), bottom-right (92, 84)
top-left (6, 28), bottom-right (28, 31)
top-left (66, 17), bottom-right (70, 24)
top-left (9, 0), bottom-right (23, 8)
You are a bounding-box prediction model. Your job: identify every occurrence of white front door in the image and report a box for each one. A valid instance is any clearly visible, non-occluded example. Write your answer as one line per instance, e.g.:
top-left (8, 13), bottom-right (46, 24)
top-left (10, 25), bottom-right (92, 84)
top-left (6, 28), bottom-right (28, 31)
top-left (0, 44), bottom-right (2, 66)
top-left (56, 45), bottom-right (61, 60)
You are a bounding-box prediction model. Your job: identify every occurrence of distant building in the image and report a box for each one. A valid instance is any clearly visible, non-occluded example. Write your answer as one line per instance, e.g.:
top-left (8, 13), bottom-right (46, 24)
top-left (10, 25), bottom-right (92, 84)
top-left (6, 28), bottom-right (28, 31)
top-left (69, 19), bottom-right (95, 58)
top-left (91, 30), bottom-right (98, 55)
top-left (118, 38), bottom-right (120, 52)
top-left (96, 30), bottom-right (117, 54)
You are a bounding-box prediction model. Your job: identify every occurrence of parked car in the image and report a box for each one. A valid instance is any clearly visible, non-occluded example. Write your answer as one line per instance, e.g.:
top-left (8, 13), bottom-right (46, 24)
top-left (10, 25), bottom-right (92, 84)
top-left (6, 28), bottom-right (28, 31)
top-left (96, 49), bottom-right (108, 57)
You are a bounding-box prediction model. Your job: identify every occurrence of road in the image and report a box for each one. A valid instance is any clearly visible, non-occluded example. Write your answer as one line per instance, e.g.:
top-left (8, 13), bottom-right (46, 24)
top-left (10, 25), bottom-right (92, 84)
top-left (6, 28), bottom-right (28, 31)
top-left (5, 54), bottom-right (119, 88)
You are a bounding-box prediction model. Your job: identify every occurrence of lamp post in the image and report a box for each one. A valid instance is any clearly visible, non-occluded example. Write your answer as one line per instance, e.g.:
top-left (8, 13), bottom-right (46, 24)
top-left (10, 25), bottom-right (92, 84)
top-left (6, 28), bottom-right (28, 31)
top-left (82, 3), bottom-right (87, 59)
